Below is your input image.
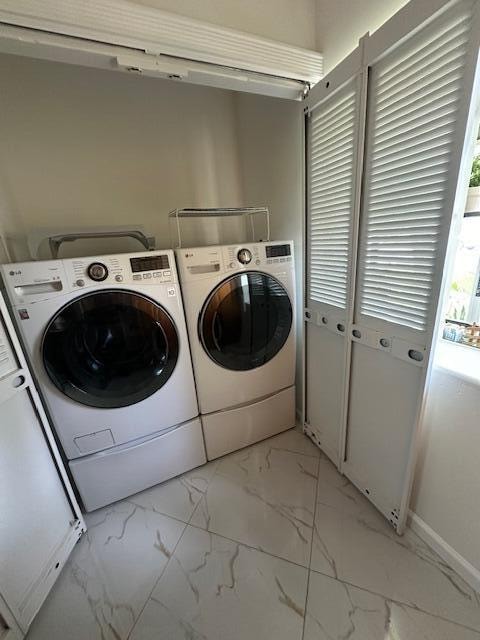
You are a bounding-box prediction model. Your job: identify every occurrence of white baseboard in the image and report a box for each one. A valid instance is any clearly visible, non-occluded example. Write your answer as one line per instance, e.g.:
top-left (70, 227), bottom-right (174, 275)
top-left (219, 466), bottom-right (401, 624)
top-left (408, 511), bottom-right (480, 594)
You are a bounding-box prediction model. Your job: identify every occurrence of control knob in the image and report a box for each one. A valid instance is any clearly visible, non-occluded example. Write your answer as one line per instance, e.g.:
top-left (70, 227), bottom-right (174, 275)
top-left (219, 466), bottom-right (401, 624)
top-left (237, 248), bottom-right (252, 265)
top-left (87, 262), bottom-right (108, 281)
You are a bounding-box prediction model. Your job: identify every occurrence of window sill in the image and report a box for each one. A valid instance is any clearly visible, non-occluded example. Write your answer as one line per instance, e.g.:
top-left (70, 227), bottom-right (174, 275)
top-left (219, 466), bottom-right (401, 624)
top-left (433, 339), bottom-right (480, 387)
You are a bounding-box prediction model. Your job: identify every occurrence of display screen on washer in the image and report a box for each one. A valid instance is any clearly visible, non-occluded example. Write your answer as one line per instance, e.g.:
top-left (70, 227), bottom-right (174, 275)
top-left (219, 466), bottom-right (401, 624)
top-left (199, 272), bottom-right (292, 371)
top-left (42, 290), bottom-right (179, 408)
top-left (130, 255), bottom-right (170, 273)
top-left (265, 244), bottom-right (291, 258)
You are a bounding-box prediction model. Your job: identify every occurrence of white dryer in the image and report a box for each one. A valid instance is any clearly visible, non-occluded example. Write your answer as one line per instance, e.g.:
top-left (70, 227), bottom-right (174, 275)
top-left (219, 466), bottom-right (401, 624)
top-left (176, 241), bottom-right (296, 460)
top-left (1, 250), bottom-right (206, 511)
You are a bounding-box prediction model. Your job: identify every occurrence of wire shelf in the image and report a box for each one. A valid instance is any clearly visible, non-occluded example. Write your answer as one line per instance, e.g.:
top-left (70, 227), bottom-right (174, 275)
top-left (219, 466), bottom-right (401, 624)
top-left (169, 207), bottom-right (270, 248)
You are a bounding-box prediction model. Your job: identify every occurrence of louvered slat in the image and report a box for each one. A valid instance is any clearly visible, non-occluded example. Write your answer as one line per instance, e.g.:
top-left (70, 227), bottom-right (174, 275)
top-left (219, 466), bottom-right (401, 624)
top-left (308, 84), bottom-right (357, 309)
top-left (358, 7), bottom-right (472, 331)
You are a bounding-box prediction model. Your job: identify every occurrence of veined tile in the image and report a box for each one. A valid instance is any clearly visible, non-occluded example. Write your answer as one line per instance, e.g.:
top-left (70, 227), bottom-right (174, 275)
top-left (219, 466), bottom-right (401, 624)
top-left (265, 428), bottom-right (322, 458)
top-left (129, 525), bottom-right (308, 640)
top-left (126, 461), bottom-right (218, 523)
top-left (190, 436), bottom-right (319, 566)
top-left (317, 456), bottom-right (372, 515)
top-left (311, 500), bottom-right (480, 630)
top-left (304, 571), bottom-right (480, 640)
top-left (26, 501), bottom-right (185, 640)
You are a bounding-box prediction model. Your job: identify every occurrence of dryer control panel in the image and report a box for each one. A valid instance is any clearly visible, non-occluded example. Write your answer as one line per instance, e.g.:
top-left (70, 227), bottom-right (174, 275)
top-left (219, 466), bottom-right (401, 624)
top-left (176, 241), bottom-right (294, 282)
top-left (225, 244), bottom-right (261, 269)
top-left (265, 243), bottom-right (292, 264)
top-left (224, 242), bottom-right (293, 271)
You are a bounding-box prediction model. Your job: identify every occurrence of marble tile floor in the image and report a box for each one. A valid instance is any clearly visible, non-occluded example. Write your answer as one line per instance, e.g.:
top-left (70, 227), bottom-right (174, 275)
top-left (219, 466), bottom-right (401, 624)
top-left (26, 428), bottom-right (480, 640)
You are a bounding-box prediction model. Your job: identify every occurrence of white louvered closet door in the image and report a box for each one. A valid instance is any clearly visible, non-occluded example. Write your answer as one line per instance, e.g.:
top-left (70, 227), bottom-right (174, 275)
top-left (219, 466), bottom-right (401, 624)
top-left (342, 0), bottom-right (480, 531)
top-left (304, 49), bottom-right (367, 464)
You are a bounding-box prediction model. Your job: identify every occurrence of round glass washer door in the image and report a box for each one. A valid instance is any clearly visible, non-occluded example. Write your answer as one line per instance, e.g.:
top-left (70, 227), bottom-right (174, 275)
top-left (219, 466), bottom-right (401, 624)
top-left (199, 271), bottom-right (292, 371)
top-left (42, 290), bottom-right (179, 408)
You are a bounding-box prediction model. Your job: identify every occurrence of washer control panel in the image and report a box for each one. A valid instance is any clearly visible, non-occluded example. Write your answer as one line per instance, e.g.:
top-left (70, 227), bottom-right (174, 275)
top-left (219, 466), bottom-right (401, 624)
top-left (68, 252), bottom-right (174, 289)
top-left (0, 251), bottom-right (177, 305)
top-left (128, 254), bottom-right (173, 284)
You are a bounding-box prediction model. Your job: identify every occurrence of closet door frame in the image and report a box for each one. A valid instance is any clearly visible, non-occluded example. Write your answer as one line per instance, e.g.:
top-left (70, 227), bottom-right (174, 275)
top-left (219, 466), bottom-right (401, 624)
top-left (303, 0), bottom-right (480, 533)
top-left (303, 43), bottom-right (368, 465)
top-left (357, 0), bottom-right (480, 533)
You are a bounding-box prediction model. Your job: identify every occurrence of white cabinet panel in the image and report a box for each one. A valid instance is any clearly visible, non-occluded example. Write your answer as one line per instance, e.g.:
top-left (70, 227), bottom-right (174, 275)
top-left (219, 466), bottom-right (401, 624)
top-left (0, 293), bottom-right (84, 636)
top-left (305, 324), bottom-right (344, 463)
top-left (0, 390), bottom-right (74, 617)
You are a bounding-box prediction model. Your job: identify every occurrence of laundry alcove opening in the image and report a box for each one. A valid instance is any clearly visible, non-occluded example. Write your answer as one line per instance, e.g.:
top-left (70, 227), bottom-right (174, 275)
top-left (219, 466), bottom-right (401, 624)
top-left (0, 50), bottom-right (305, 407)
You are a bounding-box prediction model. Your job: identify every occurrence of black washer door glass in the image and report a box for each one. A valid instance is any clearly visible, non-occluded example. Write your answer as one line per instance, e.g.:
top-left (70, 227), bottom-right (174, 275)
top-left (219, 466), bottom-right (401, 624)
top-left (200, 271), bottom-right (292, 371)
top-left (42, 290), bottom-right (179, 408)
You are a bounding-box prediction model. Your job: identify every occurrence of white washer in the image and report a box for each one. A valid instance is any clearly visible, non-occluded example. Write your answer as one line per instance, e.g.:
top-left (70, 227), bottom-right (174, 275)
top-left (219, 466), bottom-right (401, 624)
top-left (176, 241), bottom-right (296, 460)
top-left (1, 250), bottom-right (206, 511)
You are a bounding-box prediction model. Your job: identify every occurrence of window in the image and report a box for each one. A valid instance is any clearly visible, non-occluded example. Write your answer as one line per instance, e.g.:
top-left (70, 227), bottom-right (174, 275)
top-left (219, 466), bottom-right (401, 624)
top-left (445, 216), bottom-right (480, 322)
top-left (443, 147), bottom-right (480, 347)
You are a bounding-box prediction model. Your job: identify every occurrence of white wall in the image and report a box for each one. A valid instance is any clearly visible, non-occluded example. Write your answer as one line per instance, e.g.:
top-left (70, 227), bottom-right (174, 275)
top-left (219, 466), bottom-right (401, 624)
top-left (131, 0), bottom-right (317, 50)
top-left (315, 0), bottom-right (408, 73)
top-left (411, 344), bottom-right (480, 574)
top-left (0, 54), bottom-right (243, 260)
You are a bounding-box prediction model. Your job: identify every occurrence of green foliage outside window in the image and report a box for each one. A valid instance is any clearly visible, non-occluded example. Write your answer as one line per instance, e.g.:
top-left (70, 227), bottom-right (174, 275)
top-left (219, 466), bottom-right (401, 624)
top-left (470, 155), bottom-right (480, 187)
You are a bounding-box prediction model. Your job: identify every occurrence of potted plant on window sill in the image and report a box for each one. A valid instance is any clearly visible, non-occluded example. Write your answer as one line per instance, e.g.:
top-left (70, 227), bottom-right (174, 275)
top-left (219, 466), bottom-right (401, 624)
top-left (466, 155), bottom-right (480, 213)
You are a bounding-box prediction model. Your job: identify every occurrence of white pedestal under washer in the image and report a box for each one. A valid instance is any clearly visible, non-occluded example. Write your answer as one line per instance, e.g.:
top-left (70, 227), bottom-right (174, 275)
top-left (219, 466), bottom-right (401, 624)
top-left (176, 241), bottom-right (296, 460)
top-left (1, 250), bottom-right (205, 511)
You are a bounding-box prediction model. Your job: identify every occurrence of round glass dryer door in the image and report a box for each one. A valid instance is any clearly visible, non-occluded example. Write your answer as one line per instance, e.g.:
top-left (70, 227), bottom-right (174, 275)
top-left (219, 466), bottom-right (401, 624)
top-left (42, 290), bottom-right (179, 408)
top-left (199, 271), bottom-right (292, 371)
